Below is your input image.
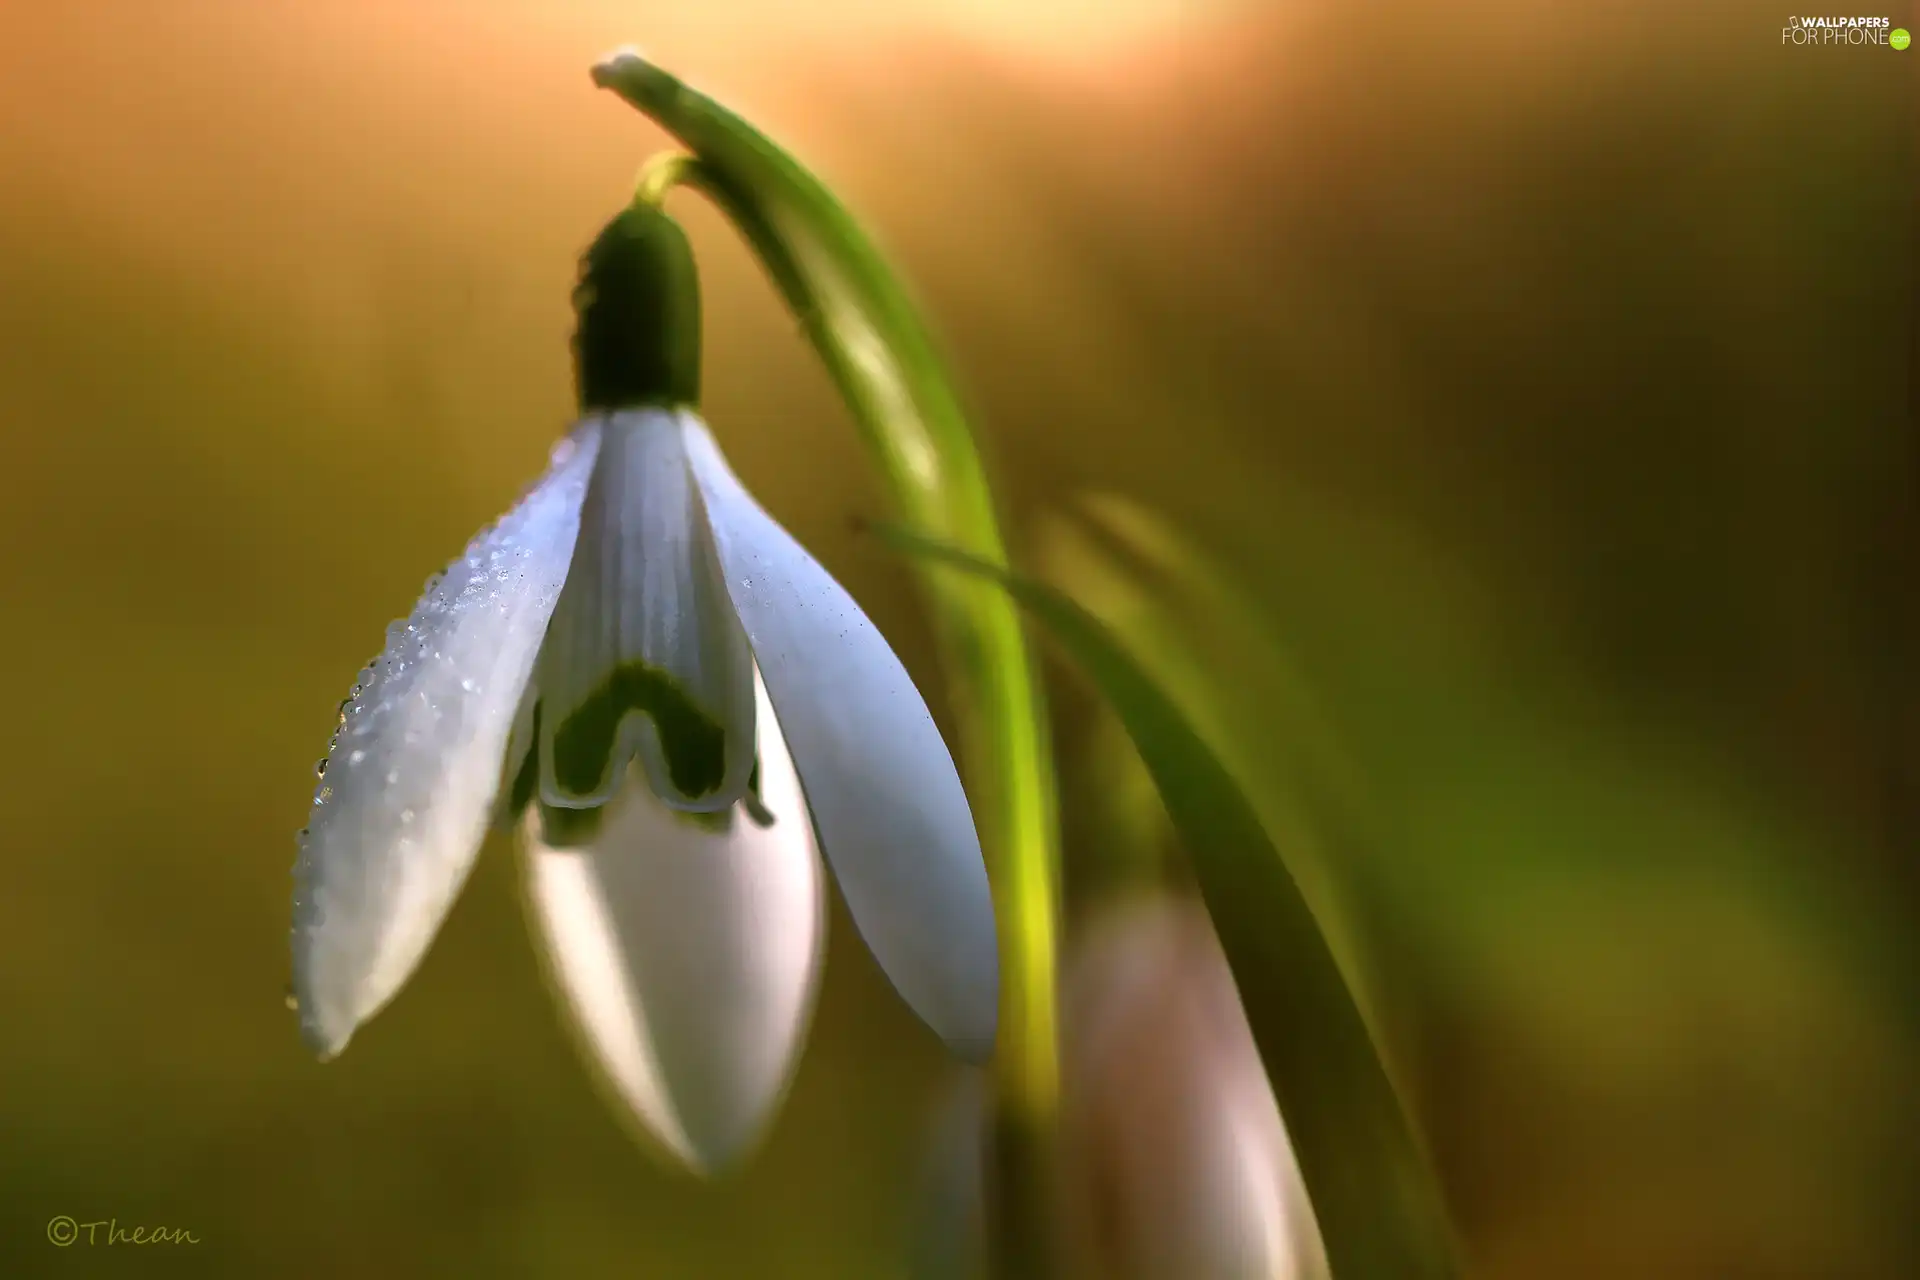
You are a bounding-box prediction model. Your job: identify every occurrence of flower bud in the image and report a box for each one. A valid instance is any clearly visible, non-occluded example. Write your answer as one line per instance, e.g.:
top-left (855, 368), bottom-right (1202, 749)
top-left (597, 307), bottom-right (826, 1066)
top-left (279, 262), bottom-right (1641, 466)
top-left (911, 896), bottom-right (1329, 1280)
top-left (1059, 895), bottom-right (1329, 1280)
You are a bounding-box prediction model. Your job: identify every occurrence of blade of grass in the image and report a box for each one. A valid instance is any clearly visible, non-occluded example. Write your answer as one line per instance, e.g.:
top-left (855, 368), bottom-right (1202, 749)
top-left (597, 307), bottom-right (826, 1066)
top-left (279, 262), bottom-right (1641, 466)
top-left (879, 525), bottom-right (1463, 1280)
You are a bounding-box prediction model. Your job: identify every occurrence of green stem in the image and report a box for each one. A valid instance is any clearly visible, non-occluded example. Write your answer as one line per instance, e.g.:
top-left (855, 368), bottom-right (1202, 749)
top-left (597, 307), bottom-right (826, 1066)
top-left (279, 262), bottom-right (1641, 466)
top-left (597, 60), bottom-right (1063, 1276)
top-left (633, 151), bottom-right (702, 208)
top-left (879, 528), bottom-right (1466, 1280)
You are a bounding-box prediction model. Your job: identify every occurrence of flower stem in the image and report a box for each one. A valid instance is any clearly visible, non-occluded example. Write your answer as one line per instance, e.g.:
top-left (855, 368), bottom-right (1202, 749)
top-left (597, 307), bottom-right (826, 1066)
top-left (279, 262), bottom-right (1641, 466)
top-left (596, 60), bottom-right (1065, 1275)
top-left (633, 151), bottom-right (702, 208)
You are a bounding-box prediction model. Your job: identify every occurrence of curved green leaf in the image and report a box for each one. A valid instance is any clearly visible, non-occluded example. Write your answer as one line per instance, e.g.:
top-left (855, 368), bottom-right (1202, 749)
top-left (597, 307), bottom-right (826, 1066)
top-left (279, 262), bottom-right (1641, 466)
top-left (1035, 496), bottom-right (1393, 1034)
top-left (880, 526), bottom-right (1462, 1280)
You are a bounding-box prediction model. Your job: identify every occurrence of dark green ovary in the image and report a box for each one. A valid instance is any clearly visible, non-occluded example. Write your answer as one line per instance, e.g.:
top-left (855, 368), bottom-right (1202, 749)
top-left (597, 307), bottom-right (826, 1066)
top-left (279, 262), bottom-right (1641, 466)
top-left (550, 661), bottom-right (727, 801)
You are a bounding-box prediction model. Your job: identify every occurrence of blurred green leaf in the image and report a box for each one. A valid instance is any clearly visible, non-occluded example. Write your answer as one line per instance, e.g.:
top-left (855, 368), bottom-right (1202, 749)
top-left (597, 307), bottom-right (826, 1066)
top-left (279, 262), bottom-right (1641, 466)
top-left (880, 526), bottom-right (1461, 1280)
top-left (1033, 494), bottom-right (1406, 1056)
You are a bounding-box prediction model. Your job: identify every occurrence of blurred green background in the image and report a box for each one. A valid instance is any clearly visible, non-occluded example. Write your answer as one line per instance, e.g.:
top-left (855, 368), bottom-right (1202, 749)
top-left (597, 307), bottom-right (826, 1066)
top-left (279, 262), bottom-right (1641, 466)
top-left (1, 1), bottom-right (1914, 1276)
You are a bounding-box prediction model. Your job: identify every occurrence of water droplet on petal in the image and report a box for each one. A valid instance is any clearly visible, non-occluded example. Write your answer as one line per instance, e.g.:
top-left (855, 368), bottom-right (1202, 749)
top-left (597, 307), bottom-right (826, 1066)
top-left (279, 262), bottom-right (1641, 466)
top-left (348, 749), bottom-right (366, 765)
top-left (314, 758), bottom-right (328, 778)
top-left (386, 769), bottom-right (400, 785)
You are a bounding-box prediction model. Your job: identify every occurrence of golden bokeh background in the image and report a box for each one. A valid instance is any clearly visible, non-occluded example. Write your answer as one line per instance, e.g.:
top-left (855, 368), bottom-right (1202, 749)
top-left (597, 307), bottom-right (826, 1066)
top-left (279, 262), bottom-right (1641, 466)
top-left (1, 2), bottom-right (1913, 1277)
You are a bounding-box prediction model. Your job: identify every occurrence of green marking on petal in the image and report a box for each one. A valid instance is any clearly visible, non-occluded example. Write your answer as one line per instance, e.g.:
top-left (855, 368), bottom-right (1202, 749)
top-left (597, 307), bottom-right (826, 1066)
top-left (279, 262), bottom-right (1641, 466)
top-left (538, 800), bottom-right (610, 850)
top-left (550, 660), bottom-right (728, 802)
top-left (743, 756), bottom-right (776, 829)
top-left (669, 753), bottom-right (778, 836)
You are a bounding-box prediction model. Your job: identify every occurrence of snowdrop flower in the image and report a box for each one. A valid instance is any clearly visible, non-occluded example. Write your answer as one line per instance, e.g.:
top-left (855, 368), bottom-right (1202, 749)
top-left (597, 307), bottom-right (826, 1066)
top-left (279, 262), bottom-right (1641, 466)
top-left (290, 201), bottom-right (999, 1172)
top-left (1059, 896), bottom-right (1327, 1280)
top-left (912, 896), bottom-right (1327, 1280)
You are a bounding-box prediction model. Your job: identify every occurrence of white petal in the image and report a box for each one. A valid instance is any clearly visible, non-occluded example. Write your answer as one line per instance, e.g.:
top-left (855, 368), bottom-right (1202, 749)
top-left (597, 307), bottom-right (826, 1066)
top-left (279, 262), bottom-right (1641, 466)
top-left (1061, 899), bottom-right (1329, 1280)
top-left (679, 413), bottom-right (999, 1061)
top-left (492, 670), bottom-right (541, 830)
top-left (536, 408), bottom-right (756, 813)
top-left (290, 424), bottom-right (603, 1059)
top-left (521, 671), bottom-right (825, 1175)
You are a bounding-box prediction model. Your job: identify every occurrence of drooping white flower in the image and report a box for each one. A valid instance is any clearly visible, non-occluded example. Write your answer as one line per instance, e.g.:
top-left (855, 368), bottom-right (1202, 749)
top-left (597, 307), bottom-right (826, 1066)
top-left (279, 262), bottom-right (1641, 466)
top-left (289, 202), bottom-right (999, 1173)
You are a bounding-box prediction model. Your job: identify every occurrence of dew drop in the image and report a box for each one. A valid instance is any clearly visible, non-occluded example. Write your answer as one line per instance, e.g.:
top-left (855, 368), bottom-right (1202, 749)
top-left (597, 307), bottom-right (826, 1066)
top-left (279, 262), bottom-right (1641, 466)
top-left (284, 984), bottom-right (299, 1012)
top-left (399, 808), bottom-right (416, 824)
top-left (314, 758), bottom-right (328, 778)
top-left (386, 769), bottom-right (400, 785)
top-left (348, 749), bottom-right (366, 765)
